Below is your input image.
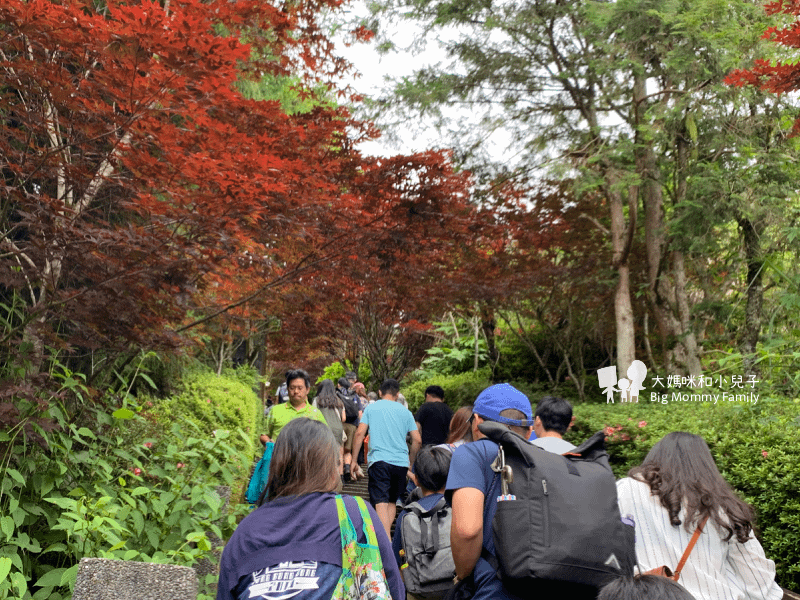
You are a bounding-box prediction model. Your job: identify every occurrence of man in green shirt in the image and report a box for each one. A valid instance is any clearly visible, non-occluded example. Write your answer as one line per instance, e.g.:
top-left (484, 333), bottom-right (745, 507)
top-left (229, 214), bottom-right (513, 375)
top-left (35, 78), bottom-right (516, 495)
top-left (260, 369), bottom-right (326, 443)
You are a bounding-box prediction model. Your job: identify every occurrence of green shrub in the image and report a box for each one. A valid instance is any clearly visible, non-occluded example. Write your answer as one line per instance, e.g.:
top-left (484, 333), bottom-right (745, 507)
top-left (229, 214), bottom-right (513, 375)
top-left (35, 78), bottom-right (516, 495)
top-left (0, 383), bottom-right (251, 600)
top-left (145, 366), bottom-right (261, 464)
top-left (402, 370), bottom-right (493, 412)
top-left (317, 360), bottom-right (372, 389)
top-left (401, 371), bottom-right (572, 413)
top-left (565, 397), bottom-right (800, 591)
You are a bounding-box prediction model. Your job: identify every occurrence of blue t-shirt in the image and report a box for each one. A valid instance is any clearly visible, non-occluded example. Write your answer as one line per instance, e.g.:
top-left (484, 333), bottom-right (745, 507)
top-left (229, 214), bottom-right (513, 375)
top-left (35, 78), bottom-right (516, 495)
top-left (361, 399), bottom-right (417, 468)
top-left (446, 439), bottom-right (524, 600)
top-left (216, 492), bottom-right (404, 600)
top-left (391, 492), bottom-right (445, 570)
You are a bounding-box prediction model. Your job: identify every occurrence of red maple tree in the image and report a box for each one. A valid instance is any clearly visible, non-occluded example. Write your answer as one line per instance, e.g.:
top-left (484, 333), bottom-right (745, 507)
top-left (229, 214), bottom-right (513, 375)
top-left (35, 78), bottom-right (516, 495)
top-left (726, 0), bottom-right (800, 133)
top-left (0, 0), bottom-right (503, 401)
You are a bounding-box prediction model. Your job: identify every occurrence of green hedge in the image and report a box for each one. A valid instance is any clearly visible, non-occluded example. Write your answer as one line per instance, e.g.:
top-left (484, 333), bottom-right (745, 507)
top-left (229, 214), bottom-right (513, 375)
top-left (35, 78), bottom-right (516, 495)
top-left (565, 397), bottom-right (800, 591)
top-left (402, 371), bottom-right (582, 413)
top-left (143, 366), bottom-right (262, 486)
top-left (403, 370), bottom-right (493, 412)
top-left (0, 369), bottom-right (253, 600)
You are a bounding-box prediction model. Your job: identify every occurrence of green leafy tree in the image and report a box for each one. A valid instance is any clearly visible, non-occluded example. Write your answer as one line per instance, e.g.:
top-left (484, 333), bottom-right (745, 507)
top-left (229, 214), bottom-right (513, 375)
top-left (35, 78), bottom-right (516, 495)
top-left (357, 0), bottom-right (800, 379)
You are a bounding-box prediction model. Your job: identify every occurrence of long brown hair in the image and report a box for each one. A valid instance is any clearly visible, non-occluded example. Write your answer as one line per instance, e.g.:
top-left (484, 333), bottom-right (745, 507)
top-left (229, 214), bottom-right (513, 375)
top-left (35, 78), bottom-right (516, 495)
top-left (315, 379), bottom-right (343, 410)
top-left (259, 418), bottom-right (341, 505)
top-left (446, 405), bottom-right (474, 445)
top-left (629, 432), bottom-right (756, 543)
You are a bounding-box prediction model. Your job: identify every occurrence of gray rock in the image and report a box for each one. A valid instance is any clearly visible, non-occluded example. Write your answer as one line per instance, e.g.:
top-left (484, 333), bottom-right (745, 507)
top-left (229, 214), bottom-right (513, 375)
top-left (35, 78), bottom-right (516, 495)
top-left (72, 558), bottom-right (197, 600)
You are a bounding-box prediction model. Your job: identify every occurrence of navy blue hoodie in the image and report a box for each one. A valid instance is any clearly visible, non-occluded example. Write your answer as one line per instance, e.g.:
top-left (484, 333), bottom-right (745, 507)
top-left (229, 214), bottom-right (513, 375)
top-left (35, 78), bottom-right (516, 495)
top-left (217, 492), bottom-right (404, 600)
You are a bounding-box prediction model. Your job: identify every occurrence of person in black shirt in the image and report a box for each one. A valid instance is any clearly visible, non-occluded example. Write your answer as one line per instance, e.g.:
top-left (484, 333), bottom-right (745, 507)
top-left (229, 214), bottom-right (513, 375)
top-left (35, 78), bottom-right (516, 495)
top-left (414, 385), bottom-right (453, 446)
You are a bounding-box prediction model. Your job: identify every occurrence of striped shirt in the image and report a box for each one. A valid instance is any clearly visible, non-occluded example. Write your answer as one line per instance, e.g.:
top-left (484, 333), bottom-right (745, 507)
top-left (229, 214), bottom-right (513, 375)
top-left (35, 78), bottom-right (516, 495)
top-left (616, 477), bottom-right (781, 600)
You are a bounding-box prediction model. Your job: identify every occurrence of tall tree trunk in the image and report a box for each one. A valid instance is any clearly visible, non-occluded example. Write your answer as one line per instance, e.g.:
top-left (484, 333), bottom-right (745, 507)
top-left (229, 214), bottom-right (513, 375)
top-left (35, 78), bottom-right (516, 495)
top-left (634, 72), bottom-right (672, 372)
top-left (737, 216), bottom-right (764, 379)
top-left (608, 181), bottom-right (636, 377)
top-left (671, 118), bottom-right (703, 376)
top-left (672, 250), bottom-right (703, 375)
top-left (480, 304), bottom-right (498, 378)
top-left (634, 72), bottom-right (702, 375)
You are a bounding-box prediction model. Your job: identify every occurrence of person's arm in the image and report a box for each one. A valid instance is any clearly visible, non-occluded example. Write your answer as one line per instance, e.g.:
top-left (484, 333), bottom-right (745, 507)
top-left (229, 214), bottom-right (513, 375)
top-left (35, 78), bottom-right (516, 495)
top-left (351, 422), bottom-right (368, 473)
top-left (391, 511), bottom-right (405, 571)
top-left (261, 409), bottom-right (275, 443)
top-left (450, 487), bottom-right (485, 579)
top-left (408, 428), bottom-right (422, 469)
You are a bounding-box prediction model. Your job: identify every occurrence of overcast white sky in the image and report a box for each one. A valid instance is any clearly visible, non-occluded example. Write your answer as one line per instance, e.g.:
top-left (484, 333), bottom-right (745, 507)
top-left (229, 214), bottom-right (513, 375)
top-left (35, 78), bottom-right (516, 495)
top-left (331, 3), bottom-right (520, 166)
top-left (332, 4), bottom-right (452, 157)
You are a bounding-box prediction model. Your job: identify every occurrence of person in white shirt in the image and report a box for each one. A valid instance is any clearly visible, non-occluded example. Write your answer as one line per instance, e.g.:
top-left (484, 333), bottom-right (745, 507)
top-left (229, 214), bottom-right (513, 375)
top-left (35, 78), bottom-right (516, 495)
top-left (530, 395), bottom-right (577, 454)
top-left (616, 432), bottom-right (782, 600)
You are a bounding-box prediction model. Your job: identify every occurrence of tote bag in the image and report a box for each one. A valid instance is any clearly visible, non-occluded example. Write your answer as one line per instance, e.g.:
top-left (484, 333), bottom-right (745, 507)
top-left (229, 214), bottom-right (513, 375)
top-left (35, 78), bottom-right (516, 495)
top-left (333, 495), bottom-right (393, 600)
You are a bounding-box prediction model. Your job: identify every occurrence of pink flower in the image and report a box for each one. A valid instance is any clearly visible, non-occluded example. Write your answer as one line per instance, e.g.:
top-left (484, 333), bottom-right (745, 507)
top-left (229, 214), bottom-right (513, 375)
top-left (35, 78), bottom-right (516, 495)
top-left (144, 442), bottom-right (153, 448)
top-left (133, 467), bottom-right (142, 476)
top-left (638, 421), bottom-right (647, 428)
top-left (604, 426), bottom-right (614, 436)
top-left (206, 399), bottom-right (211, 403)
top-left (177, 462), bottom-right (185, 469)
top-left (621, 434), bottom-right (631, 441)
top-left (615, 425), bottom-right (623, 431)
top-left (762, 451), bottom-right (768, 458)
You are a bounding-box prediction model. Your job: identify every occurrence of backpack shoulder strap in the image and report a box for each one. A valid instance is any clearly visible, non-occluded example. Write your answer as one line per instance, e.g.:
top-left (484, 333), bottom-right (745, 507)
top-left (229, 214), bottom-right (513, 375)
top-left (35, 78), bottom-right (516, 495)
top-left (405, 497), bottom-right (449, 555)
top-left (407, 497), bottom-right (447, 518)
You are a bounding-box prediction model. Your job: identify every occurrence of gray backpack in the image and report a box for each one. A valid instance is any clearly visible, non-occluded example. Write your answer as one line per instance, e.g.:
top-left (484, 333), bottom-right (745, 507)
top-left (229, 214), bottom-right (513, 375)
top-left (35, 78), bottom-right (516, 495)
top-left (400, 497), bottom-right (456, 599)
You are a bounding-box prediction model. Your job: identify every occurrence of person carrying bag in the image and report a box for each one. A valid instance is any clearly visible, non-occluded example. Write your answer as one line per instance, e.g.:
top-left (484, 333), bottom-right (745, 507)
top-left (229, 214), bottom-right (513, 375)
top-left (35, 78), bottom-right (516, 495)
top-left (617, 432), bottom-right (782, 600)
top-left (217, 418), bottom-right (403, 600)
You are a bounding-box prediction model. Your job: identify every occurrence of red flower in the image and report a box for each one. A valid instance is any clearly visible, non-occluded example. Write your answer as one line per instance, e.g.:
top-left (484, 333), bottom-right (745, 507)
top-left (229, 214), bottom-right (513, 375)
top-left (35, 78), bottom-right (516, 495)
top-left (604, 426), bottom-right (614, 436)
top-left (177, 462), bottom-right (185, 469)
top-left (144, 442), bottom-right (153, 448)
top-left (762, 451), bottom-right (768, 458)
top-left (638, 421), bottom-right (647, 428)
top-left (133, 467), bottom-right (142, 475)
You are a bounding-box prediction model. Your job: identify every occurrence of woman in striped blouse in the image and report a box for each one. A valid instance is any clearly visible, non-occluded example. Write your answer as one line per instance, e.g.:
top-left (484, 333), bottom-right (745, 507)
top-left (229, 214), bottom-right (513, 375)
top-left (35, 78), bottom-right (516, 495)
top-left (616, 432), bottom-right (781, 600)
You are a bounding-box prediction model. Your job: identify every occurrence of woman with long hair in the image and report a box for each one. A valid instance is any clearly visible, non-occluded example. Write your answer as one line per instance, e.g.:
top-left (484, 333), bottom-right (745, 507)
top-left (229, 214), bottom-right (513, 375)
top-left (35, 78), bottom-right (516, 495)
top-left (445, 405), bottom-right (474, 447)
top-left (314, 379), bottom-right (346, 481)
top-left (217, 418), bottom-right (404, 600)
top-left (617, 432), bottom-right (781, 600)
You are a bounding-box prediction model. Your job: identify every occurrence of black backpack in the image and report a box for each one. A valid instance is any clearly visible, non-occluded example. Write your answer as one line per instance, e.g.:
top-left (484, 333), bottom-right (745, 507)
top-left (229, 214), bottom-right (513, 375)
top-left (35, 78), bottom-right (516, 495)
top-left (275, 383), bottom-right (289, 404)
top-left (477, 421), bottom-right (635, 592)
top-left (338, 389), bottom-right (360, 424)
top-left (400, 497), bottom-right (456, 599)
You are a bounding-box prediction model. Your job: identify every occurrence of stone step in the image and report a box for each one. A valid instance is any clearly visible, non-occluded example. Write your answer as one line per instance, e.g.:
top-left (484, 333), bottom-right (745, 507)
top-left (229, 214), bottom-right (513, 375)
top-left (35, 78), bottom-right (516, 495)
top-left (341, 464), bottom-right (403, 537)
top-left (341, 463), bottom-right (370, 499)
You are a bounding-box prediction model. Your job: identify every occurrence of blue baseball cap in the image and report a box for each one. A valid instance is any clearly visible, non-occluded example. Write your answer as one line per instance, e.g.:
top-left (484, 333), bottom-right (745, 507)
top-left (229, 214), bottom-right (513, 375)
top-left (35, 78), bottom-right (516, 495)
top-left (473, 383), bottom-right (534, 427)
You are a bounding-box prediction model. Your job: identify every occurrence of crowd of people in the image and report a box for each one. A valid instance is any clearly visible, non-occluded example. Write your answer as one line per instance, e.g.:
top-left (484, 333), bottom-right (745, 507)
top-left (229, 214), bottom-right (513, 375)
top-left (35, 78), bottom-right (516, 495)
top-left (218, 371), bottom-right (783, 600)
